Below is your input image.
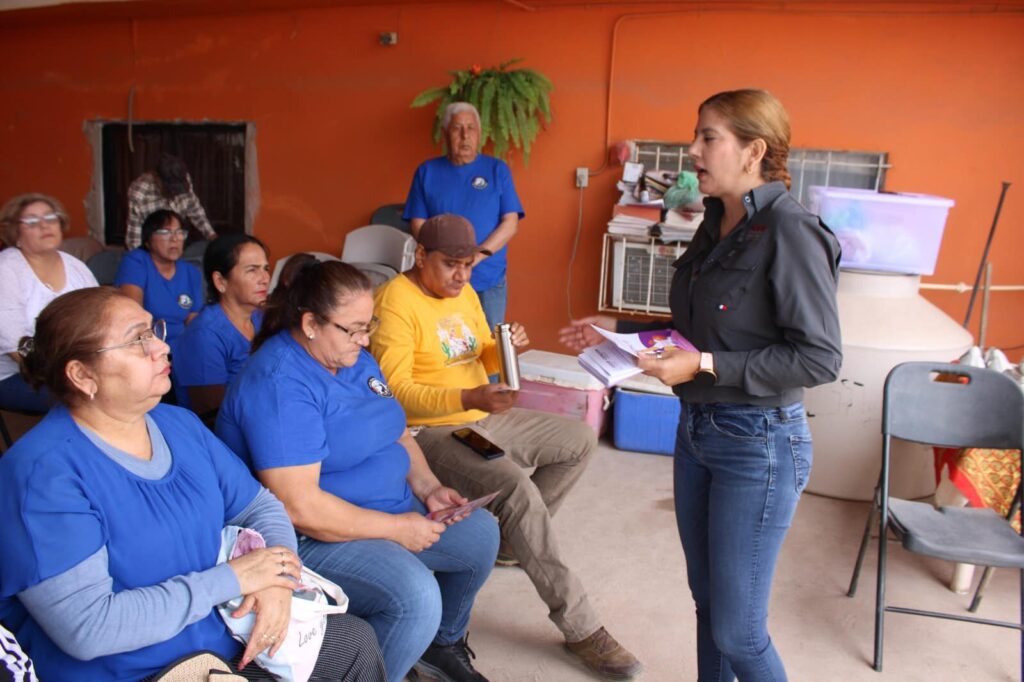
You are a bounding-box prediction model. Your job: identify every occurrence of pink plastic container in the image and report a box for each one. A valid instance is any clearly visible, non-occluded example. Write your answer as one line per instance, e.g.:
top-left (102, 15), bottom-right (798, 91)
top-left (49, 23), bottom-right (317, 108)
top-left (515, 350), bottom-right (610, 435)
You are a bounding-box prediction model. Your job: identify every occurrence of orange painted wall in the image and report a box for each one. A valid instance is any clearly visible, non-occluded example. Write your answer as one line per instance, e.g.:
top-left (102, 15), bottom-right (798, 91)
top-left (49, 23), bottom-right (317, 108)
top-left (1, 2), bottom-right (1022, 357)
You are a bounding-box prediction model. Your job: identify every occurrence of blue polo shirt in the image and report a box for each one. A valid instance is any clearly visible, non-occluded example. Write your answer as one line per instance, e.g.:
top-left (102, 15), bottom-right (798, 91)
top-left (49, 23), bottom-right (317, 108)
top-left (216, 331), bottom-right (413, 514)
top-left (403, 155), bottom-right (525, 291)
top-left (0, 404), bottom-right (258, 682)
top-left (114, 249), bottom-right (204, 357)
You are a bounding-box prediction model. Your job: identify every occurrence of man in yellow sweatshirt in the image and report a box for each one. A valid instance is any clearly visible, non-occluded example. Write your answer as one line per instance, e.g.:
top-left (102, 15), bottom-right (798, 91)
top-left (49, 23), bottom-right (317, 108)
top-left (371, 214), bottom-right (642, 680)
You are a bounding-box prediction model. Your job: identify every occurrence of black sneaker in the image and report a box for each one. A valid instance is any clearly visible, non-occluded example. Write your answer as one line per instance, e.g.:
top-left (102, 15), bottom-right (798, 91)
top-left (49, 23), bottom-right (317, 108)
top-left (412, 634), bottom-right (489, 682)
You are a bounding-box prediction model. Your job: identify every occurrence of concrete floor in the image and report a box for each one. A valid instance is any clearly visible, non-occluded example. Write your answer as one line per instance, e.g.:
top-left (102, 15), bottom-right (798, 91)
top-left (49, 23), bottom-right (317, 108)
top-left (463, 441), bottom-right (1020, 681)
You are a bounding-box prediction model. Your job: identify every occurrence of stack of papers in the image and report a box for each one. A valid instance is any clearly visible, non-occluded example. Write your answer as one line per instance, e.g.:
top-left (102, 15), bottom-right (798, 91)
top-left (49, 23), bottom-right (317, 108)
top-left (607, 204), bottom-right (660, 237)
top-left (610, 165), bottom-right (703, 242)
top-left (577, 326), bottom-right (697, 387)
top-left (658, 209), bottom-right (702, 241)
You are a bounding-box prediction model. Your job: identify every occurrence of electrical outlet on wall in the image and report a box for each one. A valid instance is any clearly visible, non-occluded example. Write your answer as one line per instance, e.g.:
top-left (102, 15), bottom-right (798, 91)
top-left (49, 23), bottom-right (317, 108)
top-left (575, 167), bottom-right (589, 188)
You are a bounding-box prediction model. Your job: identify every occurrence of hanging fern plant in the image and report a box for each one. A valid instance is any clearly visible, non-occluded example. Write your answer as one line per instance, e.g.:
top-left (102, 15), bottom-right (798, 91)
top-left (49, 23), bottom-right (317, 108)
top-left (411, 59), bottom-right (553, 165)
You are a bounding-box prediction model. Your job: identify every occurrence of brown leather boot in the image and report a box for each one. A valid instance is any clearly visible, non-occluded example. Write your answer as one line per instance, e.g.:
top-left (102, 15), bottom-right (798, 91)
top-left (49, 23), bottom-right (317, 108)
top-left (564, 627), bottom-right (643, 679)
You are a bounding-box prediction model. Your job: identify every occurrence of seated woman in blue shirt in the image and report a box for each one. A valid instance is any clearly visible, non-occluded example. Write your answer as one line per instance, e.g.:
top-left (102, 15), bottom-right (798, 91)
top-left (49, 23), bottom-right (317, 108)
top-left (216, 261), bottom-right (500, 682)
top-left (175, 234), bottom-right (270, 419)
top-left (0, 287), bottom-right (386, 682)
top-left (115, 209), bottom-right (204, 363)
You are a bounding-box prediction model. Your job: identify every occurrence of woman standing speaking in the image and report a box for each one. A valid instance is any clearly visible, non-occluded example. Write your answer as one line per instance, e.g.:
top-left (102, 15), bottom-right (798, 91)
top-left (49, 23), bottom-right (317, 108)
top-left (562, 89), bottom-right (841, 680)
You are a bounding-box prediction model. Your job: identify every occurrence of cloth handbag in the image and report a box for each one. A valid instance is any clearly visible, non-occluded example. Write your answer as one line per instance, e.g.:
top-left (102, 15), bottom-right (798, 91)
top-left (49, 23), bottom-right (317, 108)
top-left (216, 526), bottom-right (350, 682)
top-left (149, 651), bottom-right (245, 681)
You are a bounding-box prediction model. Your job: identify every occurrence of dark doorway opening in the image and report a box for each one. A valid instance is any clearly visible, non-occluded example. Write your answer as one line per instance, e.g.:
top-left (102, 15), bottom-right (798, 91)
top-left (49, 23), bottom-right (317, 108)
top-left (102, 123), bottom-right (247, 246)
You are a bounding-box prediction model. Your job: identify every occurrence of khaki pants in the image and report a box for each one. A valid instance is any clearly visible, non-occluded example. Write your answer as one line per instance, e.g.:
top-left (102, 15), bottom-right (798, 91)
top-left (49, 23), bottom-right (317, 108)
top-left (415, 408), bottom-right (601, 642)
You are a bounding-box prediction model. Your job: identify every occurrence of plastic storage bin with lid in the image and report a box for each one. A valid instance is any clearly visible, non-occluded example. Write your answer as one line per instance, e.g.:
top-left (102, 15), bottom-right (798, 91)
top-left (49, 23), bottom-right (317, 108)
top-left (807, 186), bottom-right (954, 275)
top-left (516, 350), bottom-right (610, 435)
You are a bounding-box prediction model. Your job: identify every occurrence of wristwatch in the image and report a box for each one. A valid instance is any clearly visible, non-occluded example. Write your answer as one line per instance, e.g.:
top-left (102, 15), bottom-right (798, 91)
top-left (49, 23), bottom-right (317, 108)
top-left (479, 248), bottom-right (493, 257)
top-left (694, 352), bottom-right (718, 386)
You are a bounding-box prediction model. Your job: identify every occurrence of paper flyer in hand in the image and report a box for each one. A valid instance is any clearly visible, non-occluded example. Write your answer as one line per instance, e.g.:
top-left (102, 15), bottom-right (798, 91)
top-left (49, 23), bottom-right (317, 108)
top-left (426, 491), bottom-right (500, 523)
top-left (577, 327), bottom-right (696, 387)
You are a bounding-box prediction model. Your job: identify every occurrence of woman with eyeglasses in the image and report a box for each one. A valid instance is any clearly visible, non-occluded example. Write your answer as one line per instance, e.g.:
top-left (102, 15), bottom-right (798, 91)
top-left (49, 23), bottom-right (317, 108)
top-left (175, 234), bottom-right (271, 418)
top-left (0, 193), bottom-right (98, 413)
top-left (216, 260), bottom-right (499, 682)
top-left (0, 287), bottom-right (386, 682)
top-left (115, 209), bottom-right (204, 365)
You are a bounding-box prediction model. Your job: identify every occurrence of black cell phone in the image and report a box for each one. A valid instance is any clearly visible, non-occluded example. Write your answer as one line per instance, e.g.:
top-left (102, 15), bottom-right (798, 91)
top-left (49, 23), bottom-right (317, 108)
top-left (452, 427), bottom-right (505, 460)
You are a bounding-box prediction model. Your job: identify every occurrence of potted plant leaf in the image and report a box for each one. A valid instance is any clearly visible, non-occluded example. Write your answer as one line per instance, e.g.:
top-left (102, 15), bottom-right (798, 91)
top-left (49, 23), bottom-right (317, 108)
top-left (411, 59), bottom-right (553, 164)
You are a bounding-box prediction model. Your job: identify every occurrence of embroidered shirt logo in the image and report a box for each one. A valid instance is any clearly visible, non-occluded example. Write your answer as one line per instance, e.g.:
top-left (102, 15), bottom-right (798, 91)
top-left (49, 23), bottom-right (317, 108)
top-left (177, 294), bottom-right (193, 309)
top-left (367, 377), bottom-right (394, 398)
top-left (471, 176), bottom-right (488, 190)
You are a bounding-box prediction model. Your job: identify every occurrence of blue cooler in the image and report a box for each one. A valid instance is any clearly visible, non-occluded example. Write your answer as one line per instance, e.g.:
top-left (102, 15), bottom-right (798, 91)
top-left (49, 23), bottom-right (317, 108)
top-left (613, 375), bottom-right (681, 455)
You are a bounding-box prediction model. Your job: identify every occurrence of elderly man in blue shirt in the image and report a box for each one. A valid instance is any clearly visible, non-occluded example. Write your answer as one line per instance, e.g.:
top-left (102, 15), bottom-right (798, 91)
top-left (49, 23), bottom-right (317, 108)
top-left (403, 102), bottom-right (524, 328)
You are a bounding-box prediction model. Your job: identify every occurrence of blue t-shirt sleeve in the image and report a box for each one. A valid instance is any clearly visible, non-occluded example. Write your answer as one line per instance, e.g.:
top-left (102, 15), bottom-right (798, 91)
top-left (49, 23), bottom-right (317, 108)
top-left (231, 376), bottom-right (330, 471)
top-left (114, 249), bottom-right (148, 289)
top-left (496, 160), bottom-right (525, 219)
top-left (0, 458), bottom-right (105, 594)
top-left (17, 547), bottom-right (239, 662)
top-left (176, 324), bottom-right (229, 387)
top-left (403, 164), bottom-right (429, 221)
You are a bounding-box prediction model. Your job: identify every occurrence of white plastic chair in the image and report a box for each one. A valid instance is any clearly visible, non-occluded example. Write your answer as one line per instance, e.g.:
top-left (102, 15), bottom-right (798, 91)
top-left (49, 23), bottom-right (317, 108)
top-left (341, 224), bottom-right (416, 275)
top-left (269, 251), bottom-right (341, 293)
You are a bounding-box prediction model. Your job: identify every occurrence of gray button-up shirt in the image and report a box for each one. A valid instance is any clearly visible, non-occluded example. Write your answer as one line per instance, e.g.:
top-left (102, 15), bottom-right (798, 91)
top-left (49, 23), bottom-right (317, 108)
top-left (670, 181), bottom-right (842, 406)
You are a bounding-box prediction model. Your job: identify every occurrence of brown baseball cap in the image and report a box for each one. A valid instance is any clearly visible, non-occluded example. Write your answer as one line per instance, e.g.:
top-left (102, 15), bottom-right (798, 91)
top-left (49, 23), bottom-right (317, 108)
top-left (418, 214), bottom-right (478, 259)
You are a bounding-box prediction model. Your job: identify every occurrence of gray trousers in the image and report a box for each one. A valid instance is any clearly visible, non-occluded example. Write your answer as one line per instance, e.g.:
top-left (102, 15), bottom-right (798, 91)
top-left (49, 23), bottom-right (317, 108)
top-left (415, 408), bottom-right (601, 642)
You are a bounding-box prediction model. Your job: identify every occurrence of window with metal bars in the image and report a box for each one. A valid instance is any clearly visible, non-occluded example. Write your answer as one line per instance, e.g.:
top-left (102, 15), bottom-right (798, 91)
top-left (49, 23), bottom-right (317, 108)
top-left (632, 141), bottom-right (889, 204)
top-left (599, 142), bottom-right (890, 317)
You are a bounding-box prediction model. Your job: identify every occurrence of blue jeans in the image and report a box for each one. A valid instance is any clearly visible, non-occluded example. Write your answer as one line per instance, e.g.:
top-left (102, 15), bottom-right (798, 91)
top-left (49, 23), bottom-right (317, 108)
top-left (297, 502), bottom-right (499, 682)
top-left (0, 373), bottom-right (50, 413)
top-left (475, 278), bottom-right (507, 329)
top-left (674, 402), bottom-right (812, 682)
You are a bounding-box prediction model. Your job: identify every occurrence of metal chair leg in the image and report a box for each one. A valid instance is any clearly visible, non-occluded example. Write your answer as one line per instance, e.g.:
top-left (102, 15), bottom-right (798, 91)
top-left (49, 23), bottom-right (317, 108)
top-left (873, 494), bottom-right (889, 671)
top-left (968, 566), bottom-right (995, 613)
top-left (849, 487), bottom-right (880, 597)
top-left (970, 489), bottom-right (1022, 613)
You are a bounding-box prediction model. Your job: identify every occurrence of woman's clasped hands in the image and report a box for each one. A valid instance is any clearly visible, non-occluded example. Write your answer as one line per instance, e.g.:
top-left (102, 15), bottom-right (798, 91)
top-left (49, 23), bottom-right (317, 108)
top-left (227, 546), bottom-right (302, 667)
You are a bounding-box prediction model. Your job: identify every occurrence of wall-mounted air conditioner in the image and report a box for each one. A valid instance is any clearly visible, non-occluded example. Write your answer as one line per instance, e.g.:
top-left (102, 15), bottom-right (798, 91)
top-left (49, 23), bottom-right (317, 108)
top-left (599, 234), bottom-right (687, 316)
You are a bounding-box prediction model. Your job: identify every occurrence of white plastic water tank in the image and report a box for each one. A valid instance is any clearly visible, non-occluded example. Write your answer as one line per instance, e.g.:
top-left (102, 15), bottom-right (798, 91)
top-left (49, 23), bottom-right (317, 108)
top-left (804, 270), bottom-right (973, 501)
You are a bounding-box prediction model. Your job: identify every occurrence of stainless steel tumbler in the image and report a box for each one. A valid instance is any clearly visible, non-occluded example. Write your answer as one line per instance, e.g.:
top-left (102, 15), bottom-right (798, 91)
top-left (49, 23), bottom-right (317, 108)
top-left (494, 323), bottom-right (521, 390)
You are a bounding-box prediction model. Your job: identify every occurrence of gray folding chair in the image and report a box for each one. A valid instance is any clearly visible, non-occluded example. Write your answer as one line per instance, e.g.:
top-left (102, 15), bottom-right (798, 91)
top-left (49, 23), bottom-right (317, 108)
top-left (369, 203), bottom-right (412, 235)
top-left (182, 238), bottom-right (209, 272)
top-left (846, 361), bottom-right (1024, 675)
top-left (86, 248), bottom-right (124, 286)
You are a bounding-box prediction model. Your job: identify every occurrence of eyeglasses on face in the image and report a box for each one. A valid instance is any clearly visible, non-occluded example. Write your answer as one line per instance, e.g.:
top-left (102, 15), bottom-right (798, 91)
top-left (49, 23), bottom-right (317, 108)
top-left (152, 228), bottom-right (188, 240)
top-left (95, 319), bottom-right (168, 355)
top-left (19, 213), bottom-right (63, 228)
top-left (329, 316), bottom-right (380, 341)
